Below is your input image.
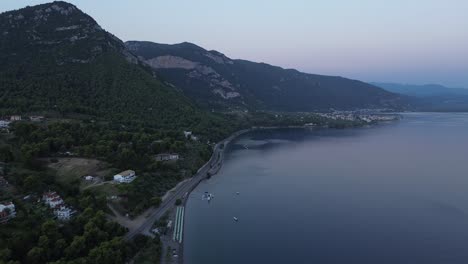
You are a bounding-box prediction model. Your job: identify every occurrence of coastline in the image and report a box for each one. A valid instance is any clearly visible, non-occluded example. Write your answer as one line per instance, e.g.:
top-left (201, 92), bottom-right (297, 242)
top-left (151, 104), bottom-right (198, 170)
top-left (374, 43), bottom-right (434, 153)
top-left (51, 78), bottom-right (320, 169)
top-left (177, 125), bottom-right (325, 263)
top-left (177, 128), bottom-right (251, 263)
top-left (177, 120), bottom-right (401, 263)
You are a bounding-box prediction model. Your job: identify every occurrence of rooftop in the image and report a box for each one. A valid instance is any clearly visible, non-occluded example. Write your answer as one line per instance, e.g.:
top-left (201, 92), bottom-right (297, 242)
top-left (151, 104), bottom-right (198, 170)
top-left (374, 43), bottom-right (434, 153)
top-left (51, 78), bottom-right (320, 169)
top-left (118, 170), bottom-right (135, 177)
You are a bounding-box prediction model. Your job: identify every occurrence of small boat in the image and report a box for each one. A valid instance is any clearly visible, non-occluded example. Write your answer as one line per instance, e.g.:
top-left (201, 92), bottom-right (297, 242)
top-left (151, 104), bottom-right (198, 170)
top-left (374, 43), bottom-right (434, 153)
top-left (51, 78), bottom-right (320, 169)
top-left (236, 192), bottom-right (240, 195)
top-left (233, 217), bottom-right (238, 221)
top-left (202, 192), bottom-right (214, 201)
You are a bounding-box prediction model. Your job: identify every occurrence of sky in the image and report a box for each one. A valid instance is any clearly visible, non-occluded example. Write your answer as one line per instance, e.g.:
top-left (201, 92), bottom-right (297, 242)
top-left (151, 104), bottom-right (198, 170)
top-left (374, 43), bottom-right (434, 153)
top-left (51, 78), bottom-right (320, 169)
top-left (1, 0), bottom-right (468, 88)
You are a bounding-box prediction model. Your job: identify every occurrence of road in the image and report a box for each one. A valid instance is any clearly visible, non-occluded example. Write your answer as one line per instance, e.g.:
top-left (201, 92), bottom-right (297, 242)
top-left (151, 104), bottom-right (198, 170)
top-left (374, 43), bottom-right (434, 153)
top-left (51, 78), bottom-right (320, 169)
top-left (124, 129), bottom-right (249, 240)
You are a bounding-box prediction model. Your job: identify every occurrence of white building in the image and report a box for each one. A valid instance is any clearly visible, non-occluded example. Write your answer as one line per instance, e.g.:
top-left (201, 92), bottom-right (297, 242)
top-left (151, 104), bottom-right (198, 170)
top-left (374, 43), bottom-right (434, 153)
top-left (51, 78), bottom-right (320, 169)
top-left (113, 170), bottom-right (136, 183)
top-left (155, 153), bottom-right (179, 162)
top-left (29, 116), bottom-right (44, 122)
top-left (42, 191), bottom-right (64, 208)
top-left (10, 115), bottom-right (21, 121)
top-left (54, 206), bottom-right (72, 221)
top-left (0, 120), bottom-right (10, 129)
top-left (183, 131), bottom-right (192, 138)
top-left (84, 175), bottom-right (94, 181)
top-left (42, 191), bottom-right (75, 220)
top-left (183, 131), bottom-right (198, 141)
top-left (0, 202), bottom-right (16, 224)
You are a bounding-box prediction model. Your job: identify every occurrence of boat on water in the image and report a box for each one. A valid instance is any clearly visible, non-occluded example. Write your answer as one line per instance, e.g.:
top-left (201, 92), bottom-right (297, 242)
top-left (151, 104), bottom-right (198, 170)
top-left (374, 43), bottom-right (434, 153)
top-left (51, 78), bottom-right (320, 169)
top-left (236, 192), bottom-right (240, 195)
top-left (233, 217), bottom-right (238, 221)
top-left (202, 192), bottom-right (214, 201)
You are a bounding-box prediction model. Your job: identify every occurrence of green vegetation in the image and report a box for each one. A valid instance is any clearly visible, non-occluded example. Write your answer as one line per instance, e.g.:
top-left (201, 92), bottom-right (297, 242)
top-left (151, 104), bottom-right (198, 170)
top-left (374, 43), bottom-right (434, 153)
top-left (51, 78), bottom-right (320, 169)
top-left (0, 3), bottom-right (371, 264)
top-left (0, 191), bottom-right (133, 264)
top-left (132, 236), bottom-right (162, 264)
top-left (4, 120), bottom-right (217, 215)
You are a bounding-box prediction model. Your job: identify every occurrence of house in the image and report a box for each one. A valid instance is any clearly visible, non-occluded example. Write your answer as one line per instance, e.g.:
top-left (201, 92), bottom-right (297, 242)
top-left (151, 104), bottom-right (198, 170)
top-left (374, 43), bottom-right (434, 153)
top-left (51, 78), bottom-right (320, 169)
top-left (42, 191), bottom-right (64, 208)
top-left (29, 116), bottom-right (44, 122)
top-left (10, 115), bottom-right (21, 121)
top-left (54, 205), bottom-right (73, 221)
top-left (42, 191), bottom-right (75, 220)
top-left (183, 131), bottom-right (192, 138)
top-left (0, 120), bottom-right (10, 128)
top-left (183, 131), bottom-right (198, 141)
top-left (84, 175), bottom-right (94, 181)
top-left (0, 202), bottom-right (16, 224)
top-left (155, 153), bottom-right (179, 162)
top-left (113, 170), bottom-right (136, 183)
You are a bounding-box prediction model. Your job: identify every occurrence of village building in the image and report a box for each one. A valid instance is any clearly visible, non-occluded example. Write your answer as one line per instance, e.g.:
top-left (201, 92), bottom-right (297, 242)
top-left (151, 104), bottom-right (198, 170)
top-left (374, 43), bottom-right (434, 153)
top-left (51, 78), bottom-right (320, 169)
top-left (29, 116), bottom-right (45, 122)
top-left (42, 191), bottom-right (64, 208)
top-left (54, 205), bottom-right (73, 221)
top-left (0, 120), bottom-right (10, 129)
top-left (113, 170), bottom-right (136, 183)
top-left (155, 153), bottom-right (180, 162)
top-left (183, 131), bottom-right (198, 141)
top-left (84, 175), bottom-right (94, 181)
top-left (42, 191), bottom-right (74, 221)
top-left (0, 202), bottom-right (16, 224)
top-left (183, 131), bottom-right (192, 138)
top-left (10, 115), bottom-right (21, 121)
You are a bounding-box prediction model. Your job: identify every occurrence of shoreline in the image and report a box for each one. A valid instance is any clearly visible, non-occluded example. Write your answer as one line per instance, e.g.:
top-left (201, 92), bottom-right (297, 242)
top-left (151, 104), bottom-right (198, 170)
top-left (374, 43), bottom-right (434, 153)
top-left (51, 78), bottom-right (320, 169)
top-left (177, 120), bottom-right (401, 263)
top-left (175, 128), bottom-right (251, 263)
top-left (177, 125), bottom-right (326, 263)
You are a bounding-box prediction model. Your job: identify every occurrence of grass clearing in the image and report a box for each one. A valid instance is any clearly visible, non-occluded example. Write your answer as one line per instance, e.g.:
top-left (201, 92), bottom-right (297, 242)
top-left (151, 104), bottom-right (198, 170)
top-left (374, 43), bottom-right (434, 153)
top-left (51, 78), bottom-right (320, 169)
top-left (47, 157), bottom-right (116, 186)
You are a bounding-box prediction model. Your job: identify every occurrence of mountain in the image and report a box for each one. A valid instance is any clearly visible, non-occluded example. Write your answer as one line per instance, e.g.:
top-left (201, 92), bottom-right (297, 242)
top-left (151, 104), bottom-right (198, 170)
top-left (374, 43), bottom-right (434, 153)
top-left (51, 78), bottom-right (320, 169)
top-left (126, 41), bottom-right (407, 111)
top-left (373, 83), bottom-right (468, 111)
top-left (0, 1), bottom-right (214, 130)
top-left (373, 83), bottom-right (468, 97)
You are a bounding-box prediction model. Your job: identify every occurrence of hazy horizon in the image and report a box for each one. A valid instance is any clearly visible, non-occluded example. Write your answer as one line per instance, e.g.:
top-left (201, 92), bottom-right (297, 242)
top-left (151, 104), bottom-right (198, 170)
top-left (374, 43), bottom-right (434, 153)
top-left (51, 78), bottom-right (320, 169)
top-left (1, 0), bottom-right (467, 88)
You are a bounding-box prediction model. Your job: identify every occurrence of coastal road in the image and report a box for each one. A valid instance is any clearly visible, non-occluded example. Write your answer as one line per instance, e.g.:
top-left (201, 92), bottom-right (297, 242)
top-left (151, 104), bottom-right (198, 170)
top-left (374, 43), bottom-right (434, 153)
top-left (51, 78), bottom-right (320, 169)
top-left (123, 130), bottom-right (247, 240)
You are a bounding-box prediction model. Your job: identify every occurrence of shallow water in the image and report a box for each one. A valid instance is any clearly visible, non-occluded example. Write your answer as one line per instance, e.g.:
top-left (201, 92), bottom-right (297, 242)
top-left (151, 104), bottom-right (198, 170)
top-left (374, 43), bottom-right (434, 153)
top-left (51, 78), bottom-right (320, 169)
top-left (184, 113), bottom-right (468, 264)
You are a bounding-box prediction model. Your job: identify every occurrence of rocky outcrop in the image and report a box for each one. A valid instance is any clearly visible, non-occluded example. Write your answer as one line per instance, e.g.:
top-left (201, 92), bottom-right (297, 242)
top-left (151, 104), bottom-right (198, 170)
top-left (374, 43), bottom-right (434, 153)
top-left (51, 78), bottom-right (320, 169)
top-left (146, 55), bottom-right (198, 69)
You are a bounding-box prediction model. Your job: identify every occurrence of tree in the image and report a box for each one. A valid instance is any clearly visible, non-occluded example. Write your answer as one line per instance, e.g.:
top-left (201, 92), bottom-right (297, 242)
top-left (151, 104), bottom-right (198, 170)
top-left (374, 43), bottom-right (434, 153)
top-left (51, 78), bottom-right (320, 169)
top-left (151, 197), bottom-right (162, 207)
top-left (0, 248), bottom-right (12, 262)
top-left (87, 238), bottom-right (125, 264)
top-left (27, 247), bottom-right (45, 264)
top-left (0, 145), bottom-right (14, 162)
top-left (65, 236), bottom-right (86, 259)
top-left (52, 239), bottom-right (67, 260)
top-left (24, 175), bottom-right (41, 192)
top-left (41, 220), bottom-right (60, 242)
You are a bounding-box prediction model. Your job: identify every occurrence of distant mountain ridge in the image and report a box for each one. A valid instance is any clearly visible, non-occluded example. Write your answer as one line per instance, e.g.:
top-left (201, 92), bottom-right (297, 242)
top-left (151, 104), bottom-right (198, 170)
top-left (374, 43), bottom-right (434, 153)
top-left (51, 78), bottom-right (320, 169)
top-left (126, 41), bottom-right (407, 111)
top-left (372, 83), bottom-right (468, 97)
top-left (374, 83), bottom-right (468, 112)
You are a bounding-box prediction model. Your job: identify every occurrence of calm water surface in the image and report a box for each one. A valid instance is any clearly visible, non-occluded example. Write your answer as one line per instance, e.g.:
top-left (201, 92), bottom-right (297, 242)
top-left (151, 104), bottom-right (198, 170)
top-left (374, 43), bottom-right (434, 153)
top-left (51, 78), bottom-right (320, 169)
top-left (184, 113), bottom-right (468, 264)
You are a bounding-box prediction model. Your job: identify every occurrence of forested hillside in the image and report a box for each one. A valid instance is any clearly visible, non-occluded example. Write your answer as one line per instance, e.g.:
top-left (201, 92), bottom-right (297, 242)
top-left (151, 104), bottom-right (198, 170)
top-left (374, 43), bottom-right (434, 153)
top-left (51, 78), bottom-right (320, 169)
top-left (126, 41), bottom-right (408, 111)
top-left (0, 1), bottom-right (225, 132)
top-left (0, 2), bottom-right (232, 263)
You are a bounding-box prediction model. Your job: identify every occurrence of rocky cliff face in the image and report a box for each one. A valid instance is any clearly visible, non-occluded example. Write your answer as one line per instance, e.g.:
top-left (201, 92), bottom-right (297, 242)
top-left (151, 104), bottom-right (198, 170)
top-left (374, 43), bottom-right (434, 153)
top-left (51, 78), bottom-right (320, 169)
top-left (126, 41), bottom-right (408, 111)
top-left (127, 41), bottom-right (242, 104)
